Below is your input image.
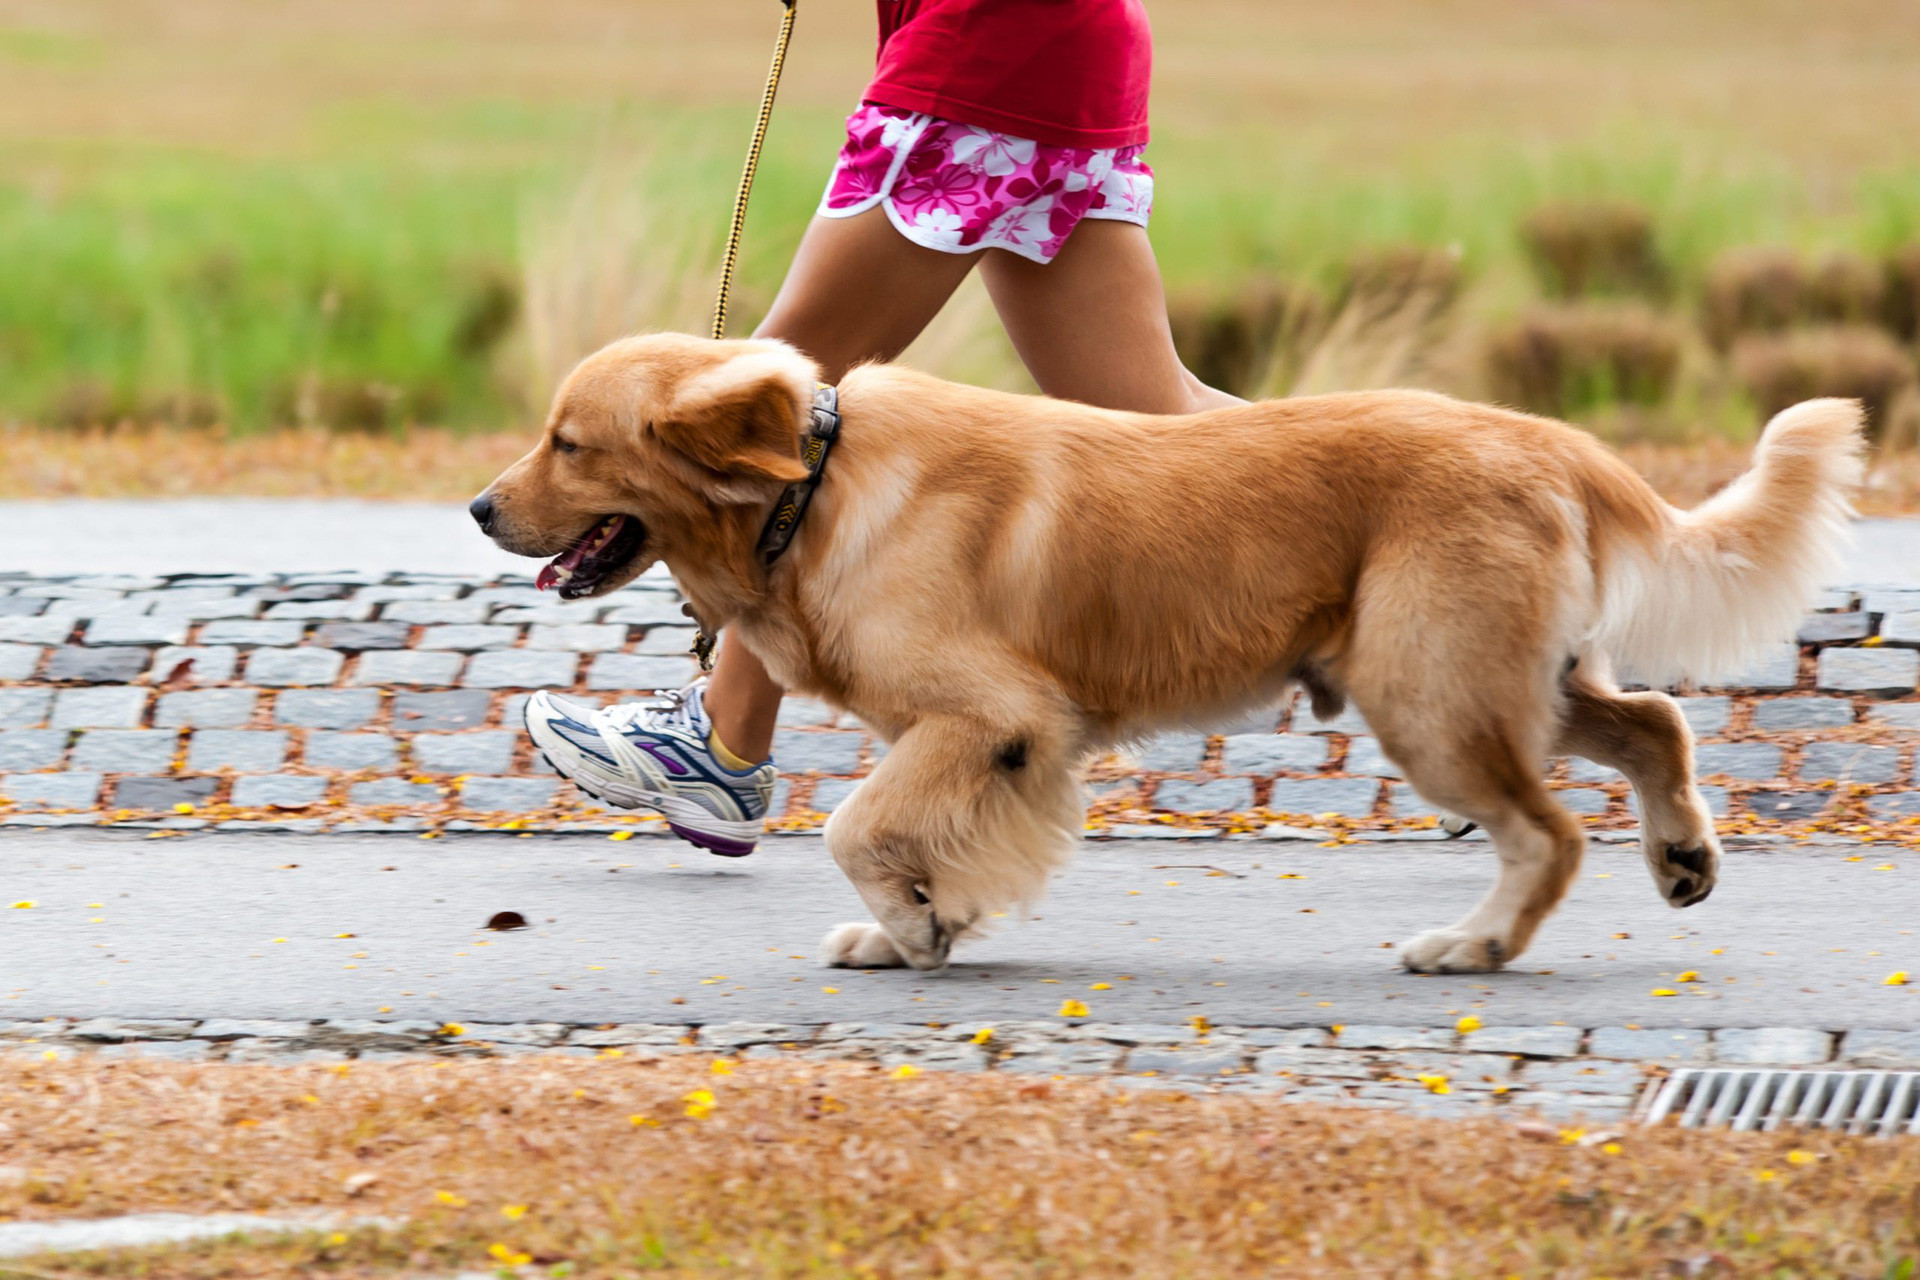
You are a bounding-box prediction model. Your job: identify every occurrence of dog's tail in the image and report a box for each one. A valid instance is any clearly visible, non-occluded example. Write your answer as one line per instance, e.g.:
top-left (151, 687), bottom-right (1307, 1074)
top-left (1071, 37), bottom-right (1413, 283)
top-left (1589, 398), bottom-right (1865, 687)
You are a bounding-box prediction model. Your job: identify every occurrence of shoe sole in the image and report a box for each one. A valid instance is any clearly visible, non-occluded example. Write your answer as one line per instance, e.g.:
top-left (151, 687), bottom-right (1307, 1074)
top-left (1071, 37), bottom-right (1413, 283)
top-left (524, 702), bottom-right (761, 858)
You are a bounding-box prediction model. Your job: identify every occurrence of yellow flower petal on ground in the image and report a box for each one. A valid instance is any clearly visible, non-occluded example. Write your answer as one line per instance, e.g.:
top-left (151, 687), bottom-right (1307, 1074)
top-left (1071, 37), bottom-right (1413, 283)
top-left (1886, 971), bottom-right (1910, 986)
top-left (1756, 1168), bottom-right (1777, 1182)
top-left (325, 1231), bottom-right (348, 1245)
top-left (609, 830), bottom-right (633, 841)
top-left (1455, 1015), bottom-right (1482, 1033)
top-left (598, 1047), bottom-right (625, 1059)
top-left (1601, 1142), bottom-right (1622, 1155)
top-left (709, 1058), bottom-right (735, 1075)
top-left (821, 986), bottom-right (839, 994)
top-left (439, 1022), bottom-right (466, 1037)
top-left (435, 1190), bottom-right (468, 1207)
top-left (1786, 1149), bottom-right (1815, 1165)
top-left (500, 1203), bottom-right (529, 1220)
top-left (1559, 1127), bottom-right (1584, 1144)
top-left (1415, 1073), bottom-right (1450, 1094)
top-left (682, 1088), bottom-right (717, 1119)
top-left (9, 901), bottom-right (33, 909)
top-left (1650, 987), bottom-right (1679, 997)
top-left (1676, 970), bottom-right (1699, 982)
top-left (1863, 634), bottom-right (1885, 647)
top-left (1058, 998), bottom-right (1090, 1017)
top-left (1190, 1014), bottom-right (1212, 1036)
top-left (1090, 982), bottom-right (1112, 990)
top-left (889, 1064), bottom-right (920, 1079)
top-left (488, 1243), bottom-right (532, 1266)
top-left (173, 802), bottom-right (195, 814)
top-left (970, 1027), bottom-right (994, 1045)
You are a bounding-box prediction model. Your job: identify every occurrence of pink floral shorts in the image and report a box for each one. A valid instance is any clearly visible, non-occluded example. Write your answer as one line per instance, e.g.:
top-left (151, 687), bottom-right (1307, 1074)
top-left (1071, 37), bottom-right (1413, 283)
top-left (818, 103), bottom-right (1154, 264)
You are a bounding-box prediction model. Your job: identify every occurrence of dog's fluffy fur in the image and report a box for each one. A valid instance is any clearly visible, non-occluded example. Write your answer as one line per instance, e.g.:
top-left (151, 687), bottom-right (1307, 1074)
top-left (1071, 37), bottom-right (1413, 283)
top-left (480, 333), bottom-right (1864, 974)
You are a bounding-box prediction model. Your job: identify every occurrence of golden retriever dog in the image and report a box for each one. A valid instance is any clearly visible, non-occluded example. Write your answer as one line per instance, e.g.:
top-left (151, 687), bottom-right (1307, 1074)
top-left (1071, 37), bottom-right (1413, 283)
top-left (475, 333), bottom-right (1862, 975)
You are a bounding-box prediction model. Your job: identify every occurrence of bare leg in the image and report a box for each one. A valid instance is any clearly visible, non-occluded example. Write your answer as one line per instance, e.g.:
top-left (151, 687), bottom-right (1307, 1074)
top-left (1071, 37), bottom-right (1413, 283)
top-left (978, 220), bottom-right (1243, 412)
top-left (703, 209), bottom-right (977, 760)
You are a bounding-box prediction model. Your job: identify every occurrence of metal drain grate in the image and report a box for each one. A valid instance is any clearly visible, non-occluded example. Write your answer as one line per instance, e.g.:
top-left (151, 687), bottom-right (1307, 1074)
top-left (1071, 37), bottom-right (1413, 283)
top-left (1639, 1069), bottom-right (1920, 1135)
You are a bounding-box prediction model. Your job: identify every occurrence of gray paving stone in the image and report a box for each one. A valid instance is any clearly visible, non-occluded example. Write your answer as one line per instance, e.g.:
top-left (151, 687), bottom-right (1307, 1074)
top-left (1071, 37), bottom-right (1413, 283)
top-left (419, 624), bottom-right (521, 651)
top-left (1155, 777), bottom-right (1255, 812)
top-left (263, 600), bottom-right (373, 621)
top-left (997, 1043), bottom-right (1123, 1075)
top-left (635, 626), bottom-right (700, 656)
top-left (1519, 1058), bottom-right (1650, 1093)
top-left (1549, 787), bottom-right (1611, 815)
top-left (304, 731), bottom-right (398, 771)
top-left (1692, 742), bottom-right (1782, 781)
top-left (45, 645), bottom-right (150, 683)
top-left (198, 620), bottom-right (305, 646)
top-left (527, 624), bottom-right (627, 652)
top-left (349, 778), bottom-right (443, 806)
top-left (1628, 785), bottom-right (1728, 818)
top-left (154, 689), bottom-right (259, 728)
top-left (147, 598), bottom-right (263, 621)
top-left (1343, 736), bottom-right (1403, 779)
top-left (1334, 1025), bottom-right (1455, 1051)
top-left (697, 1023), bottom-right (817, 1049)
top-left (1220, 733), bottom-right (1327, 774)
top-left (0, 772), bottom-right (102, 808)
top-left (1865, 702), bottom-right (1920, 731)
top-left (51, 686), bottom-right (147, 729)
top-left (1136, 734), bottom-right (1210, 771)
top-left (66, 1017), bottom-right (200, 1041)
top-left (146, 645), bottom-right (238, 685)
top-left (808, 778), bottom-right (859, 812)
top-left (130, 586), bottom-right (236, 606)
top-left (0, 597), bottom-right (46, 617)
top-left (187, 730), bottom-right (288, 772)
top-left (273, 689), bottom-right (380, 729)
top-left (1703, 642), bottom-right (1801, 692)
top-left (1798, 741), bottom-right (1901, 784)
top-left (1712, 1027), bottom-right (1834, 1065)
top-left (1751, 697), bottom-right (1853, 730)
top-left (1838, 1029), bottom-right (1920, 1067)
top-left (0, 644), bottom-right (38, 680)
top-left (230, 774), bottom-right (330, 808)
top-left (600, 597), bottom-right (689, 626)
top-left (1563, 757), bottom-right (1623, 784)
top-left (18, 583), bottom-right (122, 600)
top-left (43, 596), bottom-right (151, 620)
top-left (355, 585), bottom-right (462, 603)
top-left (458, 777), bottom-right (559, 810)
top-left (352, 650), bottom-right (463, 686)
top-left (463, 650), bottom-right (578, 688)
top-left (69, 730), bottom-right (176, 774)
top-left (1862, 586), bottom-right (1920, 617)
top-left (1586, 1026), bottom-right (1709, 1061)
top-left (245, 647), bottom-right (345, 687)
top-left (93, 1040), bottom-right (215, 1062)
top-left (83, 615), bottom-right (188, 645)
top-left (195, 1019), bottom-right (315, 1040)
top-left (1868, 792), bottom-right (1920, 819)
top-left (1457, 1025), bottom-right (1583, 1056)
top-left (566, 1024), bottom-right (696, 1047)
top-left (1249, 1048), bottom-right (1377, 1080)
top-left (1796, 611), bottom-right (1870, 645)
top-left (489, 604), bottom-right (591, 625)
top-left (411, 732), bottom-right (516, 774)
top-left (380, 599), bottom-right (488, 625)
top-left (1745, 790), bottom-right (1837, 821)
top-left (776, 697), bottom-right (839, 728)
top-left (468, 587), bottom-right (547, 608)
top-left (314, 621), bottom-right (411, 650)
top-left (1817, 647), bottom-right (1919, 695)
top-left (0, 615), bottom-right (72, 644)
top-left (586, 653), bottom-right (698, 692)
top-left (771, 730), bottom-right (864, 774)
top-left (1266, 777), bottom-right (1379, 817)
top-left (1674, 696), bottom-right (1732, 734)
top-left (1124, 1045), bottom-right (1248, 1075)
top-left (113, 776), bottom-right (220, 809)
top-left (1883, 611), bottom-right (1920, 646)
top-left (0, 731), bottom-right (65, 772)
top-left (1240, 1028), bottom-right (1333, 1049)
top-left (0, 689), bottom-right (54, 729)
top-left (391, 690), bottom-right (493, 731)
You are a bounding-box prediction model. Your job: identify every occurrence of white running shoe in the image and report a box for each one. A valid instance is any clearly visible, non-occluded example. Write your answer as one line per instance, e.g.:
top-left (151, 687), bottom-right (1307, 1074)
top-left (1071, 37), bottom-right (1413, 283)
top-left (522, 680), bottom-right (775, 857)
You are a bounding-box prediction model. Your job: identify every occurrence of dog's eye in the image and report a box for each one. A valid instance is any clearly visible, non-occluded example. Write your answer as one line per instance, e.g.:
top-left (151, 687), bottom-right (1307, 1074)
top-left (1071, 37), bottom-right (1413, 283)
top-left (553, 437), bottom-right (578, 455)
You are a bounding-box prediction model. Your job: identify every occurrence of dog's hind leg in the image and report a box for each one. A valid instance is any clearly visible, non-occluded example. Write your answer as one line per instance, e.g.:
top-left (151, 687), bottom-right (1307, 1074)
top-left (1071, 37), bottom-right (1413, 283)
top-left (819, 711), bottom-right (1082, 971)
top-left (1554, 669), bottom-right (1719, 909)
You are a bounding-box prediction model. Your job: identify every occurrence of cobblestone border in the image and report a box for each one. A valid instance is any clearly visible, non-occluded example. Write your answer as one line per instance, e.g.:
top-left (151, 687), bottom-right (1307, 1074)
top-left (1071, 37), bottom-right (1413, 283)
top-left (2, 570), bottom-right (1917, 835)
top-left (7, 1018), bottom-right (1919, 1122)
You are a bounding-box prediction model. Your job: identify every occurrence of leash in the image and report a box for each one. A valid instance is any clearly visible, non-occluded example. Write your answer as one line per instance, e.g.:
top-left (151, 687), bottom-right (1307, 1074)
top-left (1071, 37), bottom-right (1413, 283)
top-left (689, 0), bottom-right (800, 672)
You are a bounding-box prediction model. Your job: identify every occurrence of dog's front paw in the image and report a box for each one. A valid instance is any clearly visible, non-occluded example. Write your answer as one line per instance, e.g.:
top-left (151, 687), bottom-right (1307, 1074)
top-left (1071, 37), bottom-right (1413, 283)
top-left (819, 922), bottom-right (912, 969)
top-left (1649, 841), bottom-right (1718, 908)
top-left (1400, 928), bottom-right (1507, 974)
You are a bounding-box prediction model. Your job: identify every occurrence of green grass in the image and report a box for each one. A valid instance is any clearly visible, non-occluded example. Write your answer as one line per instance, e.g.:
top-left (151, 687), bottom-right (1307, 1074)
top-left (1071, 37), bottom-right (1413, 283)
top-left (4, 0), bottom-right (1920, 435)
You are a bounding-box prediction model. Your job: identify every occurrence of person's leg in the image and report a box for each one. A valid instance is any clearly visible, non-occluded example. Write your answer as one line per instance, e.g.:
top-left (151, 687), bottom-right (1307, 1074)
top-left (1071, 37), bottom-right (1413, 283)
top-left (977, 219), bottom-right (1243, 414)
top-left (702, 208), bottom-right (979, 761)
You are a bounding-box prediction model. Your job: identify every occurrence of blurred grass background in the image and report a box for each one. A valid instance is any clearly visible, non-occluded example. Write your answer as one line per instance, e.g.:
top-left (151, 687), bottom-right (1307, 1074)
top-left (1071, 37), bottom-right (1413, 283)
top-left (4, 0), bottom-right (1920, 474)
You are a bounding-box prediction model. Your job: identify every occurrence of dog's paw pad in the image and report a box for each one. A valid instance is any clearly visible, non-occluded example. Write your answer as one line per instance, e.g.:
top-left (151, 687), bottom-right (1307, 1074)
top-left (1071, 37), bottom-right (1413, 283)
top-left (1400, 929), bottom-right (1507, 974)
top-left (819, 922), bottom-right (909, 969)
top-left (1655, 842), bottom-right (1718, 908)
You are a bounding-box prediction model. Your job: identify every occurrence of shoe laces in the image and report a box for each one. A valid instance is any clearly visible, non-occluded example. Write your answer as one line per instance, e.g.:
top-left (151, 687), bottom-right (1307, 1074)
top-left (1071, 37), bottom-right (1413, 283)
top-left (597, 680), bottom-right (708, 737)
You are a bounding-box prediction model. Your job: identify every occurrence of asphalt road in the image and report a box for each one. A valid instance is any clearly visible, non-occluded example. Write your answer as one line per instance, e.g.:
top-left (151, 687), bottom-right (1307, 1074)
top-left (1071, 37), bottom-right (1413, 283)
top-left (2, 502), bottom-right (1917, 584)
top-left (3, 831), bottom-right (1914, 1030)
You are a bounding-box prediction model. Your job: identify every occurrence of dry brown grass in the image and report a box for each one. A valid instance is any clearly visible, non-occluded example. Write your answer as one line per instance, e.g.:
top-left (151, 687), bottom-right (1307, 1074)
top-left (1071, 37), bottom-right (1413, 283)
top-left (1519, 202), bottom-right (1669, 301)
top-left (1482, 303), bottom-right (1685, 421)
top-left (1732, 326), bottom-right (1920, 445)
top-left (2, 1056), bottom-right (1918, 1278)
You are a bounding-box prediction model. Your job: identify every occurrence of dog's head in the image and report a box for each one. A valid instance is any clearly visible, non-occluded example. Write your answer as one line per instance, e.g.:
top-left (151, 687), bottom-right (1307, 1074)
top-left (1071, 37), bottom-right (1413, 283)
top-left (471, 333), bottom-right (818, 599)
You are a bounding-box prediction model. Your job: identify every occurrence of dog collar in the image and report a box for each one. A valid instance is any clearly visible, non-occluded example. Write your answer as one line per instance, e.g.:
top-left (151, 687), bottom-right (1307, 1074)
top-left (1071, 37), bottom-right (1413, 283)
top-left (690, 384), bottom-right (839, 672)
top-left (755, 382), bottom-right (841, 568)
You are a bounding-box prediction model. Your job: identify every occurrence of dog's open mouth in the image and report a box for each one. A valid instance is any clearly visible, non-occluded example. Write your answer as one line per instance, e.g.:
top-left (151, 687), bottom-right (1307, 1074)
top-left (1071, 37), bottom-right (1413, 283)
top-left (535, 514), bottom-right (647, 599)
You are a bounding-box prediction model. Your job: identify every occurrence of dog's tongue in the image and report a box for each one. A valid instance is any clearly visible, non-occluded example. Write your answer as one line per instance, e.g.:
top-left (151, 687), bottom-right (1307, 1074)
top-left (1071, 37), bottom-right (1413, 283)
top-left (536, 515), bottom-right (626, 592)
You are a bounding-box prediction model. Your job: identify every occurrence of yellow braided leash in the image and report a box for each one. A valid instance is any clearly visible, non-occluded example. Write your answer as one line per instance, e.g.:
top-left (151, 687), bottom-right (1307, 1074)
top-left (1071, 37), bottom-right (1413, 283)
top-left (711, 0), bottom-right (798, 341)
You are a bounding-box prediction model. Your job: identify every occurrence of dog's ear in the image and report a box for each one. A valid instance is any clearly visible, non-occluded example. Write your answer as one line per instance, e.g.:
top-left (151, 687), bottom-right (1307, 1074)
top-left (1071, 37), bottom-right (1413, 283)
top-left (655, 344), bottom-right (815, 504)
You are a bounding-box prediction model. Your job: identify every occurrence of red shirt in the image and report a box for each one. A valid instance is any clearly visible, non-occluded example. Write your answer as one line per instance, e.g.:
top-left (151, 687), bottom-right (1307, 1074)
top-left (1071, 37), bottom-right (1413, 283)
top-left (866, 0), bottom-right (1153, 149)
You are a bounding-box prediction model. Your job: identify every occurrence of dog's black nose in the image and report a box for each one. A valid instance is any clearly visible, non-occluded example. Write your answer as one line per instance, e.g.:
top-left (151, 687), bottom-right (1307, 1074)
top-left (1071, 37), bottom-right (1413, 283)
top-left (468, 493), bottom-right (496, 533)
